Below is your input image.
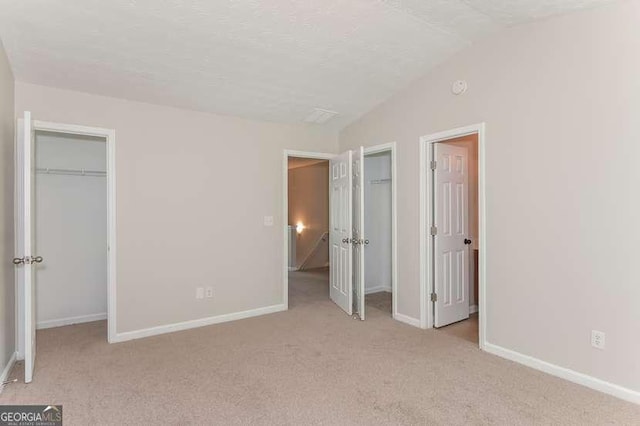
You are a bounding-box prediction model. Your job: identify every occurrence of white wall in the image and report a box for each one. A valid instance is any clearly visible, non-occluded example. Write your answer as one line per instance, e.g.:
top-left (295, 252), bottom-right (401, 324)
top-left (16, 82), bottom-right (338, 337)
top-left (287, 161), bottom-right (329, 270)
top-left (364, 152), bottom-right (392, 294)
top-left (340, 2), bottom-right (640, 394)
top-left (0, 38), bottom-right (15, 381)
top-left (35, 132), bottom-right (107, 328)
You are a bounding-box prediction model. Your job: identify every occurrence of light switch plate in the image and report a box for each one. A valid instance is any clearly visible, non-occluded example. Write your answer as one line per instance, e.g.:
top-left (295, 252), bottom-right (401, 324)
top-left (264, 216), bottom-right (274, 226)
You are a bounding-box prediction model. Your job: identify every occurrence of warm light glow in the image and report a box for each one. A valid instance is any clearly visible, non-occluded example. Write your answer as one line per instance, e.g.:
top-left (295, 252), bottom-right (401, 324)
top-left (296, 222), bottom-right (305, 234)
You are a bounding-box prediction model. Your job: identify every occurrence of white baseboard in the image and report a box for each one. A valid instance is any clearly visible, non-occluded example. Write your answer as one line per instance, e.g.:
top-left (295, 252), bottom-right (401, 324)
top-left (113, 304), bottom-right (287, 343)
top-left (288, 266), bottom-right (299, 271)
top-left (484, 342), bottom-right (640, 405)
top-left (365, 285), bottom-right (392, 295)
top-left (0, 351), bottom-right (17, 394)
top-left (393, 313), bottom-right (421, 328)
top-left (469, 304), bottom-right (478, 314)
top-left (37, 313), bottom-right (107, 330)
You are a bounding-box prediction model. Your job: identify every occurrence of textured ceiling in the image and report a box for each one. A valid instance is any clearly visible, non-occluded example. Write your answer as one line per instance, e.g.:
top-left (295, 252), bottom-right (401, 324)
top-left (0, 0), bottom-right (613, 128)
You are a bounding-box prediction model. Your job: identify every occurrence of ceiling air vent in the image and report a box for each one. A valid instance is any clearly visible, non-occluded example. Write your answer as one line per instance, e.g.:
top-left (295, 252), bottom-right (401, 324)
top-left (304, 108), bottom-right (338, 124)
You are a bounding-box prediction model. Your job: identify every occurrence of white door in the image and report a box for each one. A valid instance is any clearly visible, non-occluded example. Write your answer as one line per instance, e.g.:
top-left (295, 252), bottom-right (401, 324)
top-left (15, 111), bottom-right (40, 382)
top-left (329, 150), bottom-right (353, 315)
top-left (433, 142), bottom-right (470, 327)
top-left (352, 147), bottom-right (365, 320)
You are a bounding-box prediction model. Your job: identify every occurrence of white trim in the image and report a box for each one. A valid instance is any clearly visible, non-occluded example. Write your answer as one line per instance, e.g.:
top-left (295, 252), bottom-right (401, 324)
top-left (112, 304), bottom-right (286, 343)
top-left (14, 119), bottom-right (23, 361)
top-left (365, 285), bottom-right (392, 295)
top-left (419, 123), bottom-right (487, 349)
top-left (284, 150), bottom-right (335, 160)
top-left (28, 120), bottom-right (117, 344)
top-left (419, 138), bottom-right (428, 329)
top-left (36, 313), bottom-right (107, 330)
top-left (363, 142), bottom-right (398, 320)
top-left (469, 304), bottom-right (478, 314)
top-left (393, 313), bottom-right (421, 328)
top-left (485, 343), bottom-right (640, 405)
top-left (283, 150), bottom-right (335, 309)
top-left (0, 352), bottom-right (17, 393)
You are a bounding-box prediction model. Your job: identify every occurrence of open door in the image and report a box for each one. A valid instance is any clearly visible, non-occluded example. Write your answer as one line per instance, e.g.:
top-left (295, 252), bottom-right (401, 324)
top-left (329, 150), bottom-right (353, 315)
top-left (352, 147), bottom-right (365, 319)
top-left (433, 142), bottom-right (470, 327)
top-left (14, 111), bottom-right (40, 383)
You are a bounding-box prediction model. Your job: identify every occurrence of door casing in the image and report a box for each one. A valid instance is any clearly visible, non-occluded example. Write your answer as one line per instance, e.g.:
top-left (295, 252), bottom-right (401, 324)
top-left (282, 145), bottom-right (398, 320)
top-left (15, 118), bottom-right (117, 355)
top-left (419, 123), bottom-right (486, 349)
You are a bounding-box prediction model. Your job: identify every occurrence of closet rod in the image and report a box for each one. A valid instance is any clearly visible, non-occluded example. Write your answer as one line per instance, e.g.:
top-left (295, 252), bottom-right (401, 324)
top-left (369, 178), bottom-right (391, 184)
top-left (36, 167), bottom-right (106, 177)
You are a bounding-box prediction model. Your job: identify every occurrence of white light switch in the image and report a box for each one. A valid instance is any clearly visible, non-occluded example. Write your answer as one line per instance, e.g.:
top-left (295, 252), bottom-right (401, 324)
top-left (264, 216), bottom-right (274, 226)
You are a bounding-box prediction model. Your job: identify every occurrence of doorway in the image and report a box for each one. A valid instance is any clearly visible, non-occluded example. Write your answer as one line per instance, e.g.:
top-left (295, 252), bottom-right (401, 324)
top-left (286, 154), bottom-right (331, 308)
top-left (15, 113), bottom-right (116, 383)
top-left (34, 131), bottom-right (108, 330)
top-left (420, 124), bottom-right (486, 348)
top-left (283, 144), bottom-right (398, 321)
top-left (363, 145), bottom-right (396, 319)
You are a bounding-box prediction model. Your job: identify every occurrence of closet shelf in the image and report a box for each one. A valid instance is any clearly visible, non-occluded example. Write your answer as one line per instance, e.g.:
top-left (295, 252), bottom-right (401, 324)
top-left (369, 178), bottom-right (391, 184)
top-left (36, 167), bottom-right (106, 177)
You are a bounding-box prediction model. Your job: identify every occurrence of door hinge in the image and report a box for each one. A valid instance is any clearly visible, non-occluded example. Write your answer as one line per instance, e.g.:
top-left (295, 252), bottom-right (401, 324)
top-left (430, 225), bottom-right (437, 236)
top-left (430, 160), bottom-right (437, 170)
top-left (430, 293), bottom-right (438, 302)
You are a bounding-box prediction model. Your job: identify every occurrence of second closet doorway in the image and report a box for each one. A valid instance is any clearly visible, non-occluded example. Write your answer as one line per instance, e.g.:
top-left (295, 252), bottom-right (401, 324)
top-left (363, 144), bottom-right (396, 319)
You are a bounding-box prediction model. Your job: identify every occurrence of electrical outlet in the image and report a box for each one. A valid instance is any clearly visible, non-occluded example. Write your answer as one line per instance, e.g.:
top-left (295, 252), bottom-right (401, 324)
top-left (205, 287), bottom-right (213, 298)
top-left (264, 216), bottom-right (274, 226)
top-left (196, 287), bottom-right (204, 300)
top-left (591, 330), bottom-right (605, 350)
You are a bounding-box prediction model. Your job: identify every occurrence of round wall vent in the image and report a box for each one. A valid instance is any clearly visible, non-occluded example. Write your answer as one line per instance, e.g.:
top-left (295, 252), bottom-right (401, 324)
top-left (452, 80), bottom-right (468, 95)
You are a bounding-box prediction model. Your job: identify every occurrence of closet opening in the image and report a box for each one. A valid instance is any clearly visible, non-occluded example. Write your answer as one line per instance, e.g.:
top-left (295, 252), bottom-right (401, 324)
top-left (363, 149), bottom-right (394, 318)
top-left (34, 130), bottom-right (108, 334)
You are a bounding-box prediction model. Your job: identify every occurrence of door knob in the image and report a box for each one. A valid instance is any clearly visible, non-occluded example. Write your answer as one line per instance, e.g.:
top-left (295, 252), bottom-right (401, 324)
top-left (12, 256), bottom-right (43, 265)
top-left (464, 239), bottom-right (472, 245)
top-left (342, 238), bottom-right (350, 244)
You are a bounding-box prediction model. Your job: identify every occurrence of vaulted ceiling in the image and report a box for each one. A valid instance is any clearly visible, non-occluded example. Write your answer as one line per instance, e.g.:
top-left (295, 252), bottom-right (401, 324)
top-left (0, 0), bottom-right (613, 128)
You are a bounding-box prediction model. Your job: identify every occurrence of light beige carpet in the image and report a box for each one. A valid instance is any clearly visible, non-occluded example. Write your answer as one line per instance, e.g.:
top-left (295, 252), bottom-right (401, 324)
top-left (365, 291), bottom-right (392, 315)
top-left (2, 269), bottom-right (639, 425)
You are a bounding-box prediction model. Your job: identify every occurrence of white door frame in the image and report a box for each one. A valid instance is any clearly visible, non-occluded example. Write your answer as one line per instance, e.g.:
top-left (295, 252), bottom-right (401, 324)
top-left (419, 123), bottom-right (486, 349)
top-left (363, 142), bottom-right (398, 319)
top-left (282, 150), bottom-right (335, 309)
top-left (282, 145), bottom-right (398, 319)
top-left (16, 119), bottom-right (117, 349)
